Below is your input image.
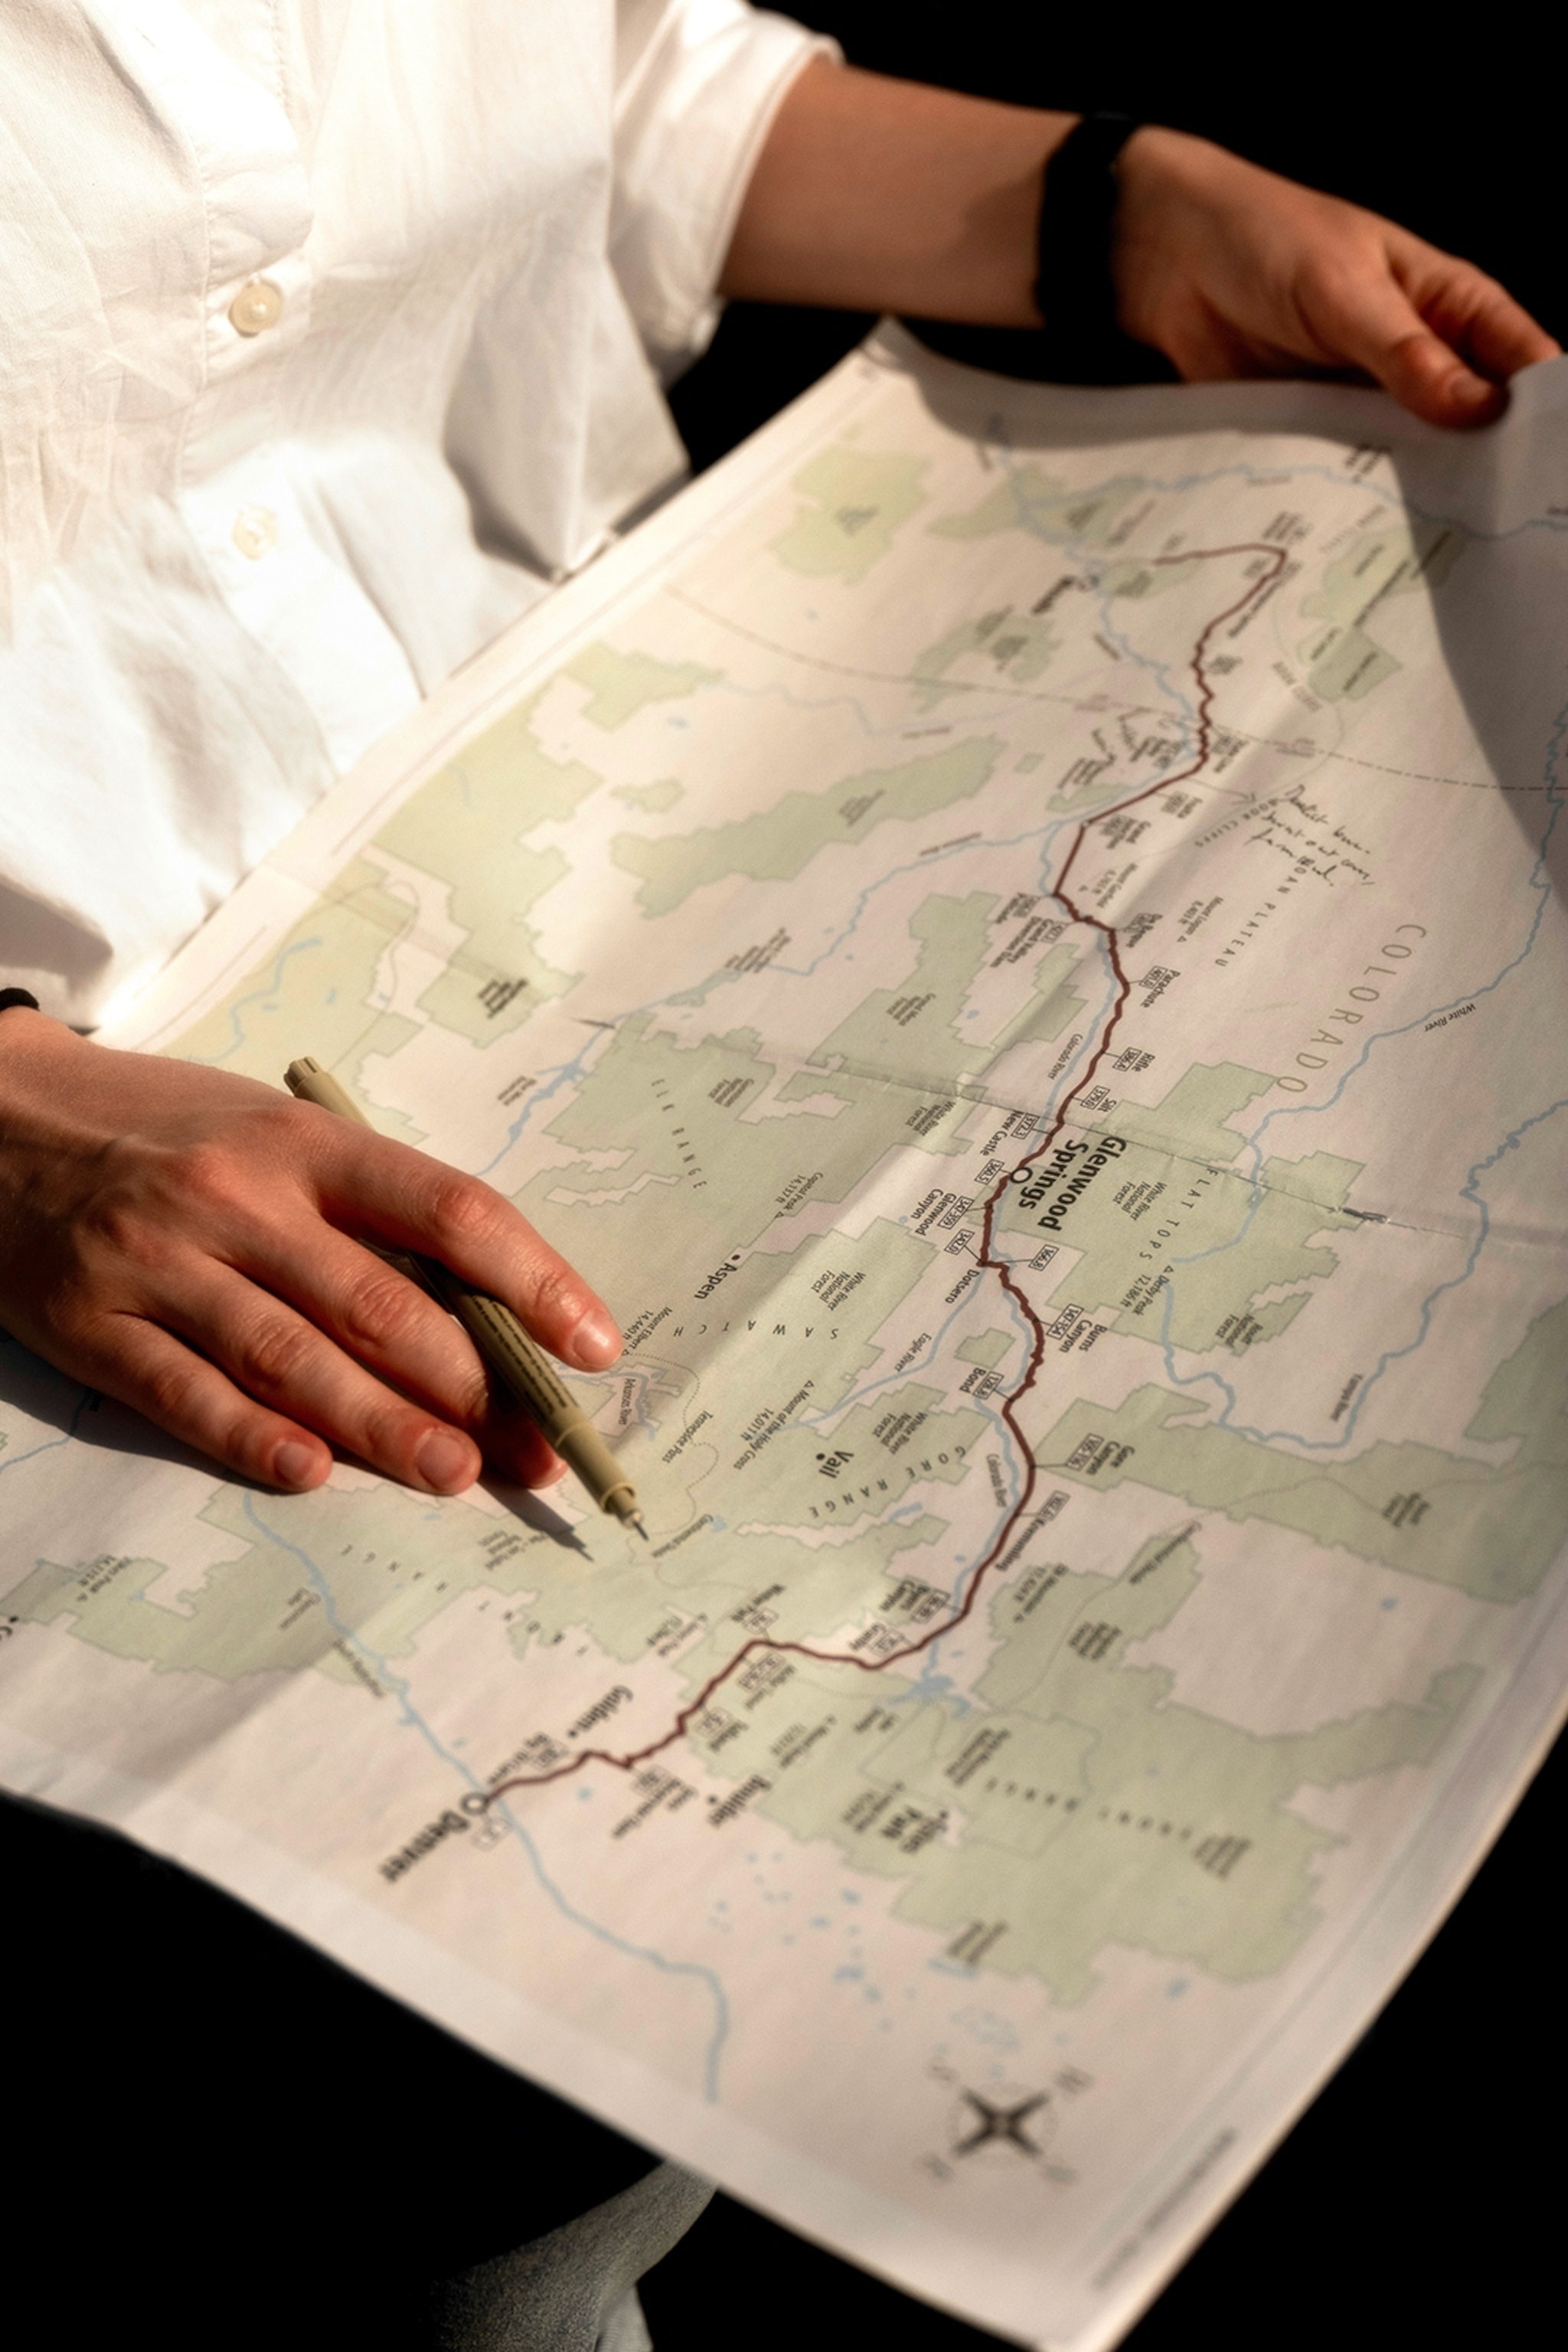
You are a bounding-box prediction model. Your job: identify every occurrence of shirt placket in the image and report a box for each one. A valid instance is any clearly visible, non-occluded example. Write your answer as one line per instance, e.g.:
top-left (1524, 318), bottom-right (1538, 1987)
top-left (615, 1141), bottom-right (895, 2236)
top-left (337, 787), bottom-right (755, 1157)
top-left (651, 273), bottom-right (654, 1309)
top-left (111, 1), bottom-right (421, 771)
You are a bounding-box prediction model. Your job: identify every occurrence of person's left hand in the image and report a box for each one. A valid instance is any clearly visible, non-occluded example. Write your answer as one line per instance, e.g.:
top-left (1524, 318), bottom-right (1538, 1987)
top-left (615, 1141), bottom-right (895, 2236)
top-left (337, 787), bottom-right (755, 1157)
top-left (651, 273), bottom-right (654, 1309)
top-left (726, 65), bottom-right (1559, 432)
top-left (1113, 126), bottom-right (1560, 428)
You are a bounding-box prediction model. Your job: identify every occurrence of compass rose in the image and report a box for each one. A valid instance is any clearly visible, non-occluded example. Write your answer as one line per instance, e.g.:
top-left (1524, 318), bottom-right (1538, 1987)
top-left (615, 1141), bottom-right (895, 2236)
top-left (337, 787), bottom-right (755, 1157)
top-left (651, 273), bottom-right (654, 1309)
top-left (952, 2086), bottom-right (1051, 2160)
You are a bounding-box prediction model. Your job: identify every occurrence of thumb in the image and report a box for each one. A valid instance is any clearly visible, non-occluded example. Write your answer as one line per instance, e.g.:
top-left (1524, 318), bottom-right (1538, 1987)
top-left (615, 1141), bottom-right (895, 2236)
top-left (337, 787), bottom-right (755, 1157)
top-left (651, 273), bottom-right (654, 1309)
top-left (1302, 260), bottom-right (1506, 426)
top-left (1307, 227), bottom-right (1565, 427)
top-left (1377, 327), bottom-right (1506, 428)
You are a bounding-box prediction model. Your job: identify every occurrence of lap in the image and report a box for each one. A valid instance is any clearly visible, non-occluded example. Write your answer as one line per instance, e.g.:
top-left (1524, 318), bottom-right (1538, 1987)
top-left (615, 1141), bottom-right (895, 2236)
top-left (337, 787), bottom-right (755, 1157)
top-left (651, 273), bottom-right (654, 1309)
top-left (3, 1795), bottom-right (658, 2350)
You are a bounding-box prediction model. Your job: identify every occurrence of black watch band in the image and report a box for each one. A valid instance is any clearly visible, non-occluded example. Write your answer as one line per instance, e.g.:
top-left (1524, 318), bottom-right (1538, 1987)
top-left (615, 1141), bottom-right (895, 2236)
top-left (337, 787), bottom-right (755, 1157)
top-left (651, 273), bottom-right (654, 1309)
top-left (0, 988), bottom-right (41, 1016)
top-left (1034, 112), bottom-right (1140, 380)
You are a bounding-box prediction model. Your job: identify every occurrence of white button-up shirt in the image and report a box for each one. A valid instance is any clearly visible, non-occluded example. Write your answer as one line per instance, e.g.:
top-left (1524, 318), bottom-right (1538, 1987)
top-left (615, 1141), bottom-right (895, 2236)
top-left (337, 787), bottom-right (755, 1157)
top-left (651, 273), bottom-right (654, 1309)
top-left (0, 1), bottom-right (826, 1026)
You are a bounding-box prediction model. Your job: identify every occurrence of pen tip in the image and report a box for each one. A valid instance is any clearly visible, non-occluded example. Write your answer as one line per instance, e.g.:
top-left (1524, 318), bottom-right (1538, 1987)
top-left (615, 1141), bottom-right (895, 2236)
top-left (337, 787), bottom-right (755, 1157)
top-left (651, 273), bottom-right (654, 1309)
top-left (630, 1513), bottom-right (648, 1540)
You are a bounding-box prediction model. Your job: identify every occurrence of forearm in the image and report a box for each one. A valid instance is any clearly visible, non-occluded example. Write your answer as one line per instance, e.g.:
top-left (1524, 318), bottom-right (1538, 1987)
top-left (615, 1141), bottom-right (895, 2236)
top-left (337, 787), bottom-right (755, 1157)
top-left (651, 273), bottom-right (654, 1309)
top-left (721, 57), bottom-right (1070, 325)
top-left (723, 62), bottom-right (1558, 430)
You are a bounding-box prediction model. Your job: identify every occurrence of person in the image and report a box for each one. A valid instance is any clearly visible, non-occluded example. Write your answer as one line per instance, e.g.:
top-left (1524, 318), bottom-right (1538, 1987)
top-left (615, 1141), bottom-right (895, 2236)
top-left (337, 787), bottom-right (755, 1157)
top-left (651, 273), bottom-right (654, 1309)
top-left (0, 6), bottom-right (1559, 2345)
top-left (0, 5), bottom-right (1557, 1508)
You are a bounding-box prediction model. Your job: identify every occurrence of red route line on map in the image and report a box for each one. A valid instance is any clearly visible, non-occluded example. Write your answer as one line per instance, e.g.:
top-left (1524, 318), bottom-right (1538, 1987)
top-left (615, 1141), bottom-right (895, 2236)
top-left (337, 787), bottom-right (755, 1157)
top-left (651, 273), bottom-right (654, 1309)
top-left (485, 542), bottom-right (1285, 1811)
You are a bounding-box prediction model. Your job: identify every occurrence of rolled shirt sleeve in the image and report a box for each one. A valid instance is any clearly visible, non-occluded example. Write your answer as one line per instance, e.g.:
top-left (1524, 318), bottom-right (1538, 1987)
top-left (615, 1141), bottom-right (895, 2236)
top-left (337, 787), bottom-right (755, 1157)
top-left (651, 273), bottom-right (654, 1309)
top-left (612, 0), bottom-right (838, 379)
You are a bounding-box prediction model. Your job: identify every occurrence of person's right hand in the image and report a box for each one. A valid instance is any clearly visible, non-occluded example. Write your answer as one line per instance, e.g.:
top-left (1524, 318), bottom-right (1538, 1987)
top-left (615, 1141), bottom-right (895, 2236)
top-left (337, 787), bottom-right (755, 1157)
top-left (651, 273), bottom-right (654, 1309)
top-left (0, 1010), bottom-right (622, 1495)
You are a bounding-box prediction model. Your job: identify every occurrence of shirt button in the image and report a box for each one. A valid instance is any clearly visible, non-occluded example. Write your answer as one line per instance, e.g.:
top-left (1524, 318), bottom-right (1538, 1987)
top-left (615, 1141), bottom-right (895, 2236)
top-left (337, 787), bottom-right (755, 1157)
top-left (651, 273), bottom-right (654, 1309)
top-left (228, 279), bottom-right (284, 337)
top-left (232, 505), bottom-right (279, 560)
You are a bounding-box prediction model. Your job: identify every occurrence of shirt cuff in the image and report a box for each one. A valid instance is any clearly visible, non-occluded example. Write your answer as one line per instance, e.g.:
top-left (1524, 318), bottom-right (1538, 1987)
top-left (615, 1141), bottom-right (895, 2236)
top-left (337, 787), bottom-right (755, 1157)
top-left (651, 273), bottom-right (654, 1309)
top-left (612, 2), bottom-right (841, 381)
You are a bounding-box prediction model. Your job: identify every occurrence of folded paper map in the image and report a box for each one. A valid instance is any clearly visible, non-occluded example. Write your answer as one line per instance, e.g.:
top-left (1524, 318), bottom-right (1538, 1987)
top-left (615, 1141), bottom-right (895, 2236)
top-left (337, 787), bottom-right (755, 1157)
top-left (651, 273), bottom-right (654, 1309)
top-left (5, 328), bottom-right (1568, 2347)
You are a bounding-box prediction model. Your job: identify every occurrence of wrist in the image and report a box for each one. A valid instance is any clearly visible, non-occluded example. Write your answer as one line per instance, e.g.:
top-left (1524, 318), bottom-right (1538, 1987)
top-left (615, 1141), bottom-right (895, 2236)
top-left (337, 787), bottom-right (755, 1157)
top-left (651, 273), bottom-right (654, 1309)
top-left (0, 990), bottom-right (77, 1096)
top-left (1111, 126), bottom-right (1259, 351)
top-left (0, 1008), bottom-right (95, 1138)
top-left (1032, 113), bottom-right (1140, 373)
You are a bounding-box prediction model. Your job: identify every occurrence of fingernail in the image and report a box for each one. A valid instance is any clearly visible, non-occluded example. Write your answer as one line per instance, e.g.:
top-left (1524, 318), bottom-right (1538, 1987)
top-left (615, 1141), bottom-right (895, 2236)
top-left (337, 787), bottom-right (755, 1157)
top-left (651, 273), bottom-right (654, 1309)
top-left (275, 1439), bottom-right (322, 1490)
top-left (415, 1427), bottom-right (477, 1493)
top-left (534, 1456), bottom-right (569, 1489)
top-left (565, 1307), bottom-right (621, 1370)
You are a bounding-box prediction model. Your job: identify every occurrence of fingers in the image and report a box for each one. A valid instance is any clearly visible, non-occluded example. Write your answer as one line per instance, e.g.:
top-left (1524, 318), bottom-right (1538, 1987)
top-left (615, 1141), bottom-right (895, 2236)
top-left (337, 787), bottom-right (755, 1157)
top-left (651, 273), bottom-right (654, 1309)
top-left (1406, 256), bottom-right (1561, 387)
top-left (173, 1228), bottom-right (571, 1493)
top-left (237, 1222), bottom-right (572, 1490)
top-left (67, 1272), bottom-right (567, 1498)
top-left (247, 1224), bottom-right (493, 1425)
top-left (302, 1118), bottom-right (622, 1371)
top-left (1292, 248), bottom-right (1504, 428)
top-left (1295, 225), bottom-right (1560, 429)
top-left (479, 1397), bottom-right (570, 1494)
top-left (1373, 328), bottom-right (1508, 430)
top-left (172, 1102), bottom-right (604, 1484)
top-left (89, 1315), bottom-right (337, 1493)
top-left (119, 1106), bottom-right (598, 1494)
top-left (160, 1262), bottom-right (487, 1493)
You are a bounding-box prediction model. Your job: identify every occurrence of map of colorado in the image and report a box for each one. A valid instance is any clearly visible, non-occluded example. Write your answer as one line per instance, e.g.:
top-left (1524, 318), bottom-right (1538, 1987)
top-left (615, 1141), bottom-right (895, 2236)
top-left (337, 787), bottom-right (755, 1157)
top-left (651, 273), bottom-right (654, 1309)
top-left (5, 332), bottom-right (1568, 2349)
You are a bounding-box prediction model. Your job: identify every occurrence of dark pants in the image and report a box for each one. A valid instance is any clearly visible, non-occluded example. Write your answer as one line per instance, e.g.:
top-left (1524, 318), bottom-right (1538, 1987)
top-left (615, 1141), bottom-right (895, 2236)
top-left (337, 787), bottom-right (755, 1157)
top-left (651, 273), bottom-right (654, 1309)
top-left (3, 1795), bottom-right (664, 2350)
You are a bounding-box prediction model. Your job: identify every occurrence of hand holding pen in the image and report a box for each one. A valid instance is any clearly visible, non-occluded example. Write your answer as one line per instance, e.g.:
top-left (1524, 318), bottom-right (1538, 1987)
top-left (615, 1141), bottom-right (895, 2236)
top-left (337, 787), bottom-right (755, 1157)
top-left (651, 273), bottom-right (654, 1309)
top-left (286, 1058), bottom-right (645, 1533)
top-left (0, 1005), bottom-right (626, 1500)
